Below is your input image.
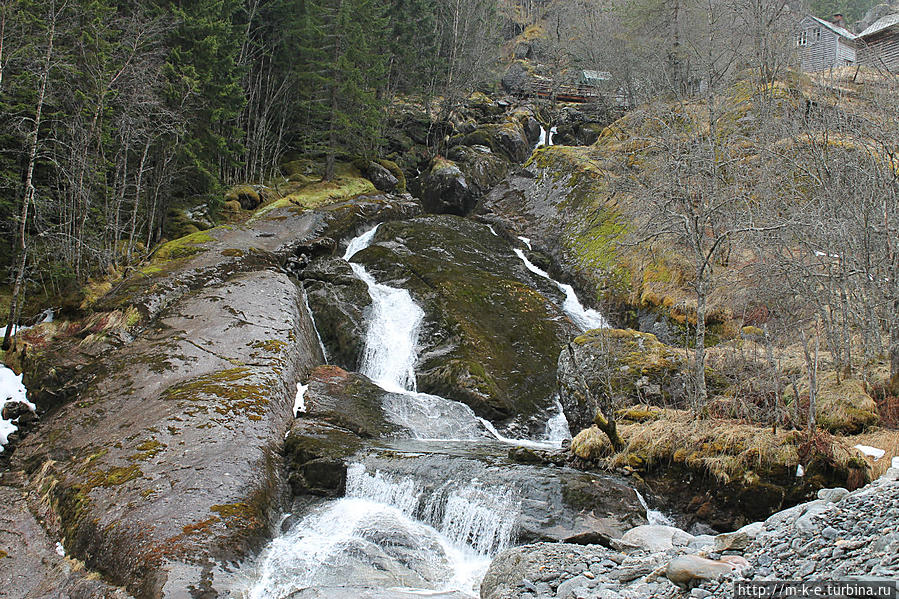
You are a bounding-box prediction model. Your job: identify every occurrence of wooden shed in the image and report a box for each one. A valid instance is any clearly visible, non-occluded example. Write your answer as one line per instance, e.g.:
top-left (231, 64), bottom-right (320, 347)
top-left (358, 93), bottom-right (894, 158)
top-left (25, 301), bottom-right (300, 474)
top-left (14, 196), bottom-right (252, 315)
top-left (858, 14), bottom-right (899, 73)
top-left (795, 15), bottom-right (857, 72)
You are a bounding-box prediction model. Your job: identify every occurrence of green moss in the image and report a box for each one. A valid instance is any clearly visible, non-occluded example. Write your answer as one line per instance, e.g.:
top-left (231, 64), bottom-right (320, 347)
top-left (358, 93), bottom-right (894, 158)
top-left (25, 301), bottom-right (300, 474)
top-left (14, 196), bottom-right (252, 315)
top-left (0, 549), bottom-right (7, 559)
top-left (163, 367), bottom-right (269, 420)
top-left (89, 464), bottom-right (142, 487)
top-left (221, 248), bottom-right (244, 257)
top-left (129, 439), bottom-right (165, 462)
top-left (253, 164), bottom-right (376, 219)
top-left (377, 158), bottom-right (406, 192)
top-left (224, 184), bottom-right (260, 206)
top-left (210, 502), bottom-right (261, 530)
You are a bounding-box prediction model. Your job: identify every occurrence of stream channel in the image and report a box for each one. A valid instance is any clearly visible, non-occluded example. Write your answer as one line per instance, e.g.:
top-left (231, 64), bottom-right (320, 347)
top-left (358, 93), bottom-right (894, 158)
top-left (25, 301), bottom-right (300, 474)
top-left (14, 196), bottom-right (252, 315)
top-left (246, 223), bottom-right (653, 599)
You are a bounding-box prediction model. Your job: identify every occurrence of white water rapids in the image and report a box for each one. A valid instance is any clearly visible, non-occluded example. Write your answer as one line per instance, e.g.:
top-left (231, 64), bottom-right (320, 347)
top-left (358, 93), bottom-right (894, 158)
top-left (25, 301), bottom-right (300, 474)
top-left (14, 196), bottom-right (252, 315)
top-left (249, 226), bottom-right (575, 598)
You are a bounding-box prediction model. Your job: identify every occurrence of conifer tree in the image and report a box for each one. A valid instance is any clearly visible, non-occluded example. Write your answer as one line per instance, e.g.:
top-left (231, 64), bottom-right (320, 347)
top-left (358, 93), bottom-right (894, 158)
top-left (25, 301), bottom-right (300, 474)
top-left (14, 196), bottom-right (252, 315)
top-left (296, 0), bottom-right (387, 180)
top-left (164, 0), bottom-right (245, 192)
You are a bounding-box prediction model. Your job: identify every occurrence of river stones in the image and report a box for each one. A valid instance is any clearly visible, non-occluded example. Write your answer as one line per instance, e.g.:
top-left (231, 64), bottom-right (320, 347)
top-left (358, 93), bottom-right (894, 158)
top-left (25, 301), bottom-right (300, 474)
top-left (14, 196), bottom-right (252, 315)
top-left (665, 554), bottom-right (748, 590)
top-left (620, 525), bottom-right (694, 552)
top-left (349, 215), bottom-right (574, 425)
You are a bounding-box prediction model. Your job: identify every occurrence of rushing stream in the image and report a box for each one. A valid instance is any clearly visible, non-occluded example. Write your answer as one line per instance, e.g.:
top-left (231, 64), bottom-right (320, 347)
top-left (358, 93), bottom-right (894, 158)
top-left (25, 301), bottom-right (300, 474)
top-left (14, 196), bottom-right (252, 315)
top-left (248, 224), bottom-right (637, 598)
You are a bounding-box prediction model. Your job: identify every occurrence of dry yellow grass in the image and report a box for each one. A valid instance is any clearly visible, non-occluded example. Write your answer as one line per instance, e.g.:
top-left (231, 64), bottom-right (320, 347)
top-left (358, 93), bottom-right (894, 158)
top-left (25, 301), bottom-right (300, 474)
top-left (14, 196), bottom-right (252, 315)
top-left (841, 429), bottom-right (899, 478)
top-left (591, 409), bottom-right (868, 486)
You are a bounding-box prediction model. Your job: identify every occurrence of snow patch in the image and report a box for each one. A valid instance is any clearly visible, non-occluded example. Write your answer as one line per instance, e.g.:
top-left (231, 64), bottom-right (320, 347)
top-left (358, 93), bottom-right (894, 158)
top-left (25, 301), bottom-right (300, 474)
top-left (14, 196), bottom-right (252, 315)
top-left (796, 464), bottom-right (805, 477)
top-left (55, 542), bottom-right (65, 557)
top-left (517, 236), bottom-right (532, 250)
top-left (893, 456), bottom-right (899, 470)
top-left (0, 366), bottom-right (35, 453)
top-left (294, 383), bottom-right (309, 416)
top-left (854, 444), bottom-right (885, 460)
top-left (487, 225), bottom-right (498, 237)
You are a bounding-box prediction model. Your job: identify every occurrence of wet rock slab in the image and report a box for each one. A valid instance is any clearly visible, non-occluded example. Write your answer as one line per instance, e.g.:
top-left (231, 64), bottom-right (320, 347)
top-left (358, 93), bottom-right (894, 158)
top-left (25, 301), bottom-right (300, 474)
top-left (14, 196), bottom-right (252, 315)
top-left (360, 439), bottom-right (646, 544)
top-left (0, 479), bottom-right (131, 598)
top-left (12, 269), bottom-right (323, 596)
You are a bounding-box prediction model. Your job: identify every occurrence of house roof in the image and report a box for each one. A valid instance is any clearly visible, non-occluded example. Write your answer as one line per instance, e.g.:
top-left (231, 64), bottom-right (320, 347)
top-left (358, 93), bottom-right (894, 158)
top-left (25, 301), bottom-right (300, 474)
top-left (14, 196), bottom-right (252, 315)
top-left (806, 15), bottom-right (857, 40)
top-left (858, 13), bottom-right (899, 38)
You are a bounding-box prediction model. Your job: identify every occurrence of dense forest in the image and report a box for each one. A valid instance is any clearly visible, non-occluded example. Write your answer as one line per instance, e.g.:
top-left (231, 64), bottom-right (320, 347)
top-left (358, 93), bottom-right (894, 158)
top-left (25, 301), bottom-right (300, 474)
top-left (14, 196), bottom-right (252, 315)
top-left (0, 0), bottom-right (501, 332)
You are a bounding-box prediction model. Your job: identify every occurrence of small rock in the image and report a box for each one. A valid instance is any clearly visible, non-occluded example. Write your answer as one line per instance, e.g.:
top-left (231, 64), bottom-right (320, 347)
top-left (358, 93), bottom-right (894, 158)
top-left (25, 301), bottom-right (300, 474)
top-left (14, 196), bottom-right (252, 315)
top-left (817, 487), bottom-right (850, 503)
top-left (821, 526), bottom-right (839, 540)
top-left (556, 575), bottom-right (591, 599)
top-left (691, 589), bottom-right (711, 599)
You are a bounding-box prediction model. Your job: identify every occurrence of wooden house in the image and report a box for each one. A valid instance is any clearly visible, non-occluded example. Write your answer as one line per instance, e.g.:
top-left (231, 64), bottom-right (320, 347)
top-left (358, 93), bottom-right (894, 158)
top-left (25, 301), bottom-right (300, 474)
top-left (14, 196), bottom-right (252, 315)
top-left (795, 15), bottom-right (857, 71)
top-left (858, 14), bottom-right (899, 73)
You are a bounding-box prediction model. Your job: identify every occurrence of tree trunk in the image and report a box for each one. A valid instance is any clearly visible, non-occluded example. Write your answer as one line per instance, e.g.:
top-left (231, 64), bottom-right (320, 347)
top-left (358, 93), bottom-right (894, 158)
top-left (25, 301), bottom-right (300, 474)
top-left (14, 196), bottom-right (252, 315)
top-left (891, 298), bottom-right (899, 395)
top-left (566, 343), bottom-right (623, 451)
top-left (3, 5), bottom-right (56, 351)
top-left (693, 275), bottom-right (709, 413)
top-left (801, 328), bottom-right (818, 436)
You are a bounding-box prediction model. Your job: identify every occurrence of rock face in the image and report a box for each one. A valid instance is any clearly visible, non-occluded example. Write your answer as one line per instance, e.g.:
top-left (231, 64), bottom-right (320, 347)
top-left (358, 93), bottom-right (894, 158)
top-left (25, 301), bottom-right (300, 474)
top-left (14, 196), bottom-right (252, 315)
top-left (0, 479), bottom-right (132, 599)
top-left (285, 365), bottom-right (404, 498)
top-left (557, 329), bottom-right (687, 431)
top-left (350, 215), bottom-right (575, 425)
top-left (302, 259), bottom-right (372, 371)
top-left (12, 269), bottom-right (323, 597)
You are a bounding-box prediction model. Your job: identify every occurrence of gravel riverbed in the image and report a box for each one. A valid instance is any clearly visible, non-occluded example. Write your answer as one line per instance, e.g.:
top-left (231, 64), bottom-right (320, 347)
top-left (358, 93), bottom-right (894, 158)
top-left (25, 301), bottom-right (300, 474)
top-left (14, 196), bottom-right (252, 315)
top-left (480, 468), bottom-right (899, 599)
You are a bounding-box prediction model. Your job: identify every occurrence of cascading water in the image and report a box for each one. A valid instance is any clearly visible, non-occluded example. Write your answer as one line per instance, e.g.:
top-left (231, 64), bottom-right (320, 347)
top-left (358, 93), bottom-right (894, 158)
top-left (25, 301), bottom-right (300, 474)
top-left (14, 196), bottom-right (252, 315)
top-left (635, 489), bottom-right (675, 527)
top-left (536, 126), bottom-right (557, 148)
top-left (249, 463), bottom-right (519, 598)
top-left (343, 225), bottom-right (423, 393)
top-left (249, 226), bottom-right (620, 598)
top-left (513, 247), bottom-right (608, 331)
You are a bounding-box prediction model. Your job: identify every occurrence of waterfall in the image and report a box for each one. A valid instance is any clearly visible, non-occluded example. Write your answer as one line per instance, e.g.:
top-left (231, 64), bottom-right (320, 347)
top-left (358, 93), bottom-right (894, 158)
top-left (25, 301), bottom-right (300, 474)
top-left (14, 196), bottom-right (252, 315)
top-left (248, 464), bottom-right (519, 598)
top-left (536, 126), bottom-right (557, 148)
top-left (302, 292), bottom-right (328, 362)
top-left (251, 226), bottom-right (601, 599)
top-left (634, 489), bottom-right (675, 527)
top-left (544, 398), bottom-right (571, 443)
top-left (344, 225), bottom-right (424, 393)
top-left (513, 248), bottom-right (608, 331)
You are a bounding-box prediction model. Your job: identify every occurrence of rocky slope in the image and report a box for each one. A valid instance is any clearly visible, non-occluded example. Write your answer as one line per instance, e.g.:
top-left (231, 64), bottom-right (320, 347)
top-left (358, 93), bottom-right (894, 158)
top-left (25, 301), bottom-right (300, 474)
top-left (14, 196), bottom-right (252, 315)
top-left (480, 468), bottom-right (899, 599)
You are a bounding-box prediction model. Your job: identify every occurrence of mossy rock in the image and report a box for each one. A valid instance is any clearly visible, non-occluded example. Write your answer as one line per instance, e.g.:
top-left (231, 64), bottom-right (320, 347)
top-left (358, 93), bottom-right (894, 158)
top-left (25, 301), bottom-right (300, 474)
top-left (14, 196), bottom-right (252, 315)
top-left (224, 184), bottom-right (262, 210)
top-left (352, 216), bottom-right (571, 423)
top-left (285, 419), bottom-right (363, 496)
top-left (418, 157), bottom-right (475, 216)
top-left (302, 365), bottom-right (400, 438)
top-left (377, 159), bottom-right (406, 193)
top-left (558, 328), bottom-right (689, 431)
